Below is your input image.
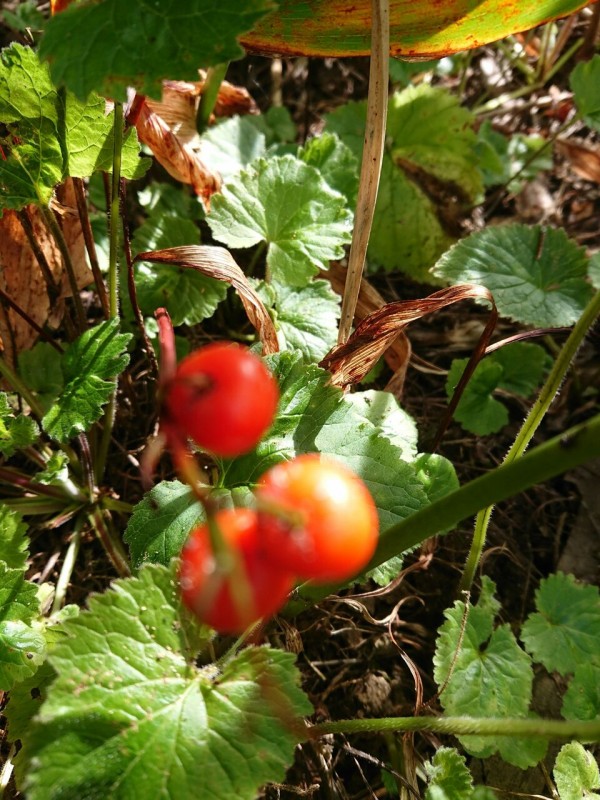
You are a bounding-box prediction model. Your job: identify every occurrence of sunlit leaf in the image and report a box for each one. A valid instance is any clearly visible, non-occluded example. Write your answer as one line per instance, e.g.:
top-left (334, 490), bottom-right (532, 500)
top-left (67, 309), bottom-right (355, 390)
top-left (554, 742), bottom-right (600, 800)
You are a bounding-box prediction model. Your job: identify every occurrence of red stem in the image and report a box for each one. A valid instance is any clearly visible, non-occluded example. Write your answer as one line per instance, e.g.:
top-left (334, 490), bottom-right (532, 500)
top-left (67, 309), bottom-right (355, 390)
top-left (155, 307), bottom-right (177, 387)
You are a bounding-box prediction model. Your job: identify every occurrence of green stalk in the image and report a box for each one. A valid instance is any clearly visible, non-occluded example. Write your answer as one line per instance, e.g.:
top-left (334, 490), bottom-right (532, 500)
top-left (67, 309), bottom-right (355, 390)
top-left (311, 715), bottom-right (600, 741)
top-left (0, 356), bottom-right (44, 418)
top-left (196, 63), bottom-right (228, 134)
top-left (460, 288), bottom-right (600, 593)
top-left (52, 518), bottom-right (83, 613)
top-left (292, 412), bottom-right (600, 609)
top-left (89, 507), bottom-right (130, 577)
top-left (95, 101), bottom-right (124, 484)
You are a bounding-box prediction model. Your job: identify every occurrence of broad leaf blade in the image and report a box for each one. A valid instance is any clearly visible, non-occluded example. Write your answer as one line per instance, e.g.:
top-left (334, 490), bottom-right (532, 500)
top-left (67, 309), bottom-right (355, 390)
top-left (554, 742), bottom-right (600, 800)
top-left (24, 563), bottom-right (312, 800)
top-left (0, 564), bottom-right (45, 691)
top-left (433, 577), bottom-right (545, 767)
top-left (0, 505), bottom-right (29, 570)
top-left (208, 155), bottom-right (353, 287)
top-left (272, 279), bottom-right (340, 362)
top-left (432, 225), bottom-right (593, 328)
top-left (42, 319), bottom-right (131, 443)
top-left (0, 393), bottom-right (39, 457)
top-left (562, 663), bottom-right (600, 722)
top-left (570, 55), bottom-right (600, 132)
top-left (521, 572), bottom-right (600, 675)
top-left (327, 87), bottom-right (481, 281)
top-left (424, 747), bottom-right (473, 800)
top-left (241, 0), bottom-right (590, 58)
top-left (40, 0), bottom-right (277, 101)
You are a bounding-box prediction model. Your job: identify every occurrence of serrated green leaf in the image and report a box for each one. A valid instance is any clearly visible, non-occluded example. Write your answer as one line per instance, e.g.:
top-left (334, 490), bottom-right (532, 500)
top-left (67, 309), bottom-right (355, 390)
top-left (570, 55), bottom-right (600, 131)
top-left (562, 663), bottom-right (600, 722)
top-left (132, 211), bottom-right (227, 326)
top-left (248, 106), bottom-right (297, 146)
top-left (345, 390), bottom-right (419, 462)
top-left (208, 154), bottom-right (353, 287)
top-left (23, 562), bottom-right (311, 800)
top-left (414, 453), bottom-right (460, 507)
top-left (124, 480), bottom-right (205, 572)
top-left (491, 342), bottom-right (550, 396)
top-left (521, 573), bottom-right (600, 675)
top-left (425, 747), bottom-right (473, 800)
top-left (326, 86), bottom-right (482, 281)
top-left (0, 44), bottom-right (147, 210)
top-left (42, 319), bottom-right (131, 443)
top-left (0, 563), bottom-right (45, 690)
top-left (298, 131), bottom-right (359, 206)
top-left (433, 577), bottom-right (544, 767)
top-left (0, 505), bottom-right (28, 570)
top-left (0, 392), bottom-right (39, 456)
top-left (447, 359), bottom-right (508, 436)
top-left (433, 225), bottom-right (593, 327)
top-left (39, 0), bottom-right (276, 101)
top-left (201, 116), bottom-right (267, 180)
top-left (476, 121), bottom-right (552, 192)
top-left (554, 742), bottom-right (600, 800)
top-left (272, 279), bottom-right (340, 362)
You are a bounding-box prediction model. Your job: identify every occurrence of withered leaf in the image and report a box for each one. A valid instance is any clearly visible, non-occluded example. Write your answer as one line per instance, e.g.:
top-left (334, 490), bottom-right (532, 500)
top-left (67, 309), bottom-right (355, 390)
top-left (133, 245), bottom-right (278, 355)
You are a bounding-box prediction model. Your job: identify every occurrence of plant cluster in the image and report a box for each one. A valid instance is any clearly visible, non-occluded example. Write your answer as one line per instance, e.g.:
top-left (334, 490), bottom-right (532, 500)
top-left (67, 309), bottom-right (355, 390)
top-left (0, 1), bottom-right (599, 799)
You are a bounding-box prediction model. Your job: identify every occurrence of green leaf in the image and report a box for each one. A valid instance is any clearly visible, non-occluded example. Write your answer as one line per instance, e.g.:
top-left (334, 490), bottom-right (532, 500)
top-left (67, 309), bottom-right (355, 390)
top-left (562, 663), bottom-right (600, 722)
top-left (326, 86), bottom-right (482, 281)
top-left (272, 279), bottom-right (340, 362)
top-left (39, 0), bottom-right (276, 101)
top-left (0, 44), bottom-right (147, 210)
top-left (589, 253), bottom-right (600, 290)
top-left (425, 747), bottom-right (473, 800)
top-left (23, 563), bottom-right (312, 800)
top-left (447, 359), bottom-right (508, 436)
top-left (432, 224), bottom-right (593, 328)
top-left (0, 393), bottom-right (39, 457)
top-left (298, 131), bottom-right (359, 206)
top-left (0, 563), bottom-right (45, 691)
top-left (476, 121), bottom-right (552, 191)
top-left (345, 390), bottom-right (419, 462)
top-left (0, 505), bottom-right (28, 570)
top-left (132, 211), bottom-right (227, 326)
top-left (433, 577), bottom-right (545, 767)
top-left (201, 116), bottom-right (267, 181)
top-left (18, 343), bottom-right (64, 414)
top-left (42, 319), bottom-right (131, 443)
top-left (247, 106), bottom-right (297, 146)
top-left (124, 481), bottom-right (205, 572)
top-left (208, 154), bottom-right (353, 287)
top-left (413, 453), bottom-right (460, 508)
top-left (570, 55), bottom-right (600, 131)
top-left (490, 342), bottom-right (550, 396)
top-left (521, 572), bottom-right (600, 675)
top-left (554, 742), bottom-right (600, 800)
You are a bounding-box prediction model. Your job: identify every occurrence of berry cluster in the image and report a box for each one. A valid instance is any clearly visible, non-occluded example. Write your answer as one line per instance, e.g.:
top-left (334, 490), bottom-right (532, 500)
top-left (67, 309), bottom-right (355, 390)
top-left (161, 342), bottom-right (379, 634)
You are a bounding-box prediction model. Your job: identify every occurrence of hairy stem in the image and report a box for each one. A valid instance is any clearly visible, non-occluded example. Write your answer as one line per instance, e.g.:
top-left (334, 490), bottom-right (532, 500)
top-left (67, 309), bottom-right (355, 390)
top-left (311, 715), bottom-right (600, 740)
top-left (460, 287), bottom-right (600, 592)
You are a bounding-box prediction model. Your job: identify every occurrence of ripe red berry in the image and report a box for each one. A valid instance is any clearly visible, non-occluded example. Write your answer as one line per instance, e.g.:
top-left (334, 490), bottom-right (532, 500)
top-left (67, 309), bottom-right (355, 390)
top-left (256, 454), bottom-right (379, 584)
top-left (163, 343), bottom-right (278, 458)
top-left (179, 508), bottom-right (294, 634)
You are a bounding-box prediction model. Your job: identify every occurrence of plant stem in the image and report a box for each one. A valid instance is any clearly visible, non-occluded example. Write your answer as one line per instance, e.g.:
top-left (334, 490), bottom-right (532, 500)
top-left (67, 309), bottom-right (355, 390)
top-left (101, 496), bottom-right (134, 514)
top-left (52, 518), bottom-right (83, 613)
top-left (337, 0), bottom-right (389, 345)
top-left (196, 63), bottom-right (228, 134)
top-left (459, 287), bottom-right (600, 593)
top-left (95, 102), bottom-right (124, 484)
top-left (292, 412), bottom-right (600, 609)
top-left (310, 715), bottom-right (600, 741)
top-left (40, 204), bottom-right (87, 331)
top-left (72, 176), bottom-right (110, 318)
top-left (89, 507), bottom-right (130, 577)
top-left (0, 466), bottom-right (85, 502)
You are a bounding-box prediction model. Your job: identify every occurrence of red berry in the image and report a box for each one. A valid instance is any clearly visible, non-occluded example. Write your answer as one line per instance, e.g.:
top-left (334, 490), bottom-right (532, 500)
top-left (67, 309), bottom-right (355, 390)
top-left (257, 454), bottom-right (379, 584)
top-left (163, 343), bottom-right (278, 458)
top-left (179, 508), bottom-right (293, 634)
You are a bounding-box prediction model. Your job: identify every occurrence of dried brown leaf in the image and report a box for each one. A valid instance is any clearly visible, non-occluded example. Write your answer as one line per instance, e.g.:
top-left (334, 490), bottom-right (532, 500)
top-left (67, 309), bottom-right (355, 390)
top-left (133, 245), bottom-right (279, 355)
top-left (131, 77), bottom-right (256, 209)
top-left (0, 179), bottom-right (91, 363)
top-left (556, 138), bottom-right (600, 184)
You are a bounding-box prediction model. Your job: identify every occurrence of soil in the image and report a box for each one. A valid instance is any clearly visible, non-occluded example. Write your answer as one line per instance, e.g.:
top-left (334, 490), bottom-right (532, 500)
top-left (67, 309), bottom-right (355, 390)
top-left (1, 4), bottom-right (600, 798)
